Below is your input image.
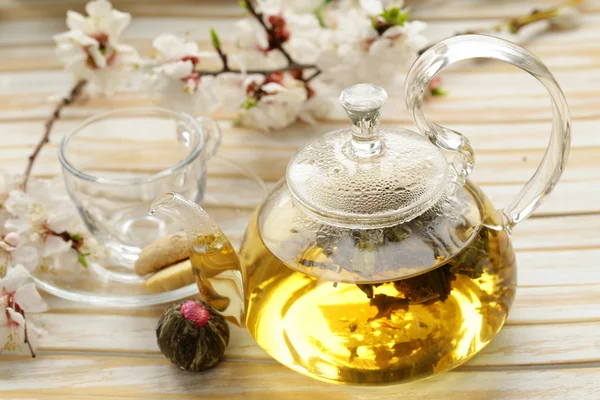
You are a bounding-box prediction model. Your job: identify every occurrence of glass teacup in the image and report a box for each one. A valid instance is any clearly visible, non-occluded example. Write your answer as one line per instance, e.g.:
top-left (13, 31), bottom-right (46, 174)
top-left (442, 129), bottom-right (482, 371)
top-left (59, 107), bottom-right (221, 268)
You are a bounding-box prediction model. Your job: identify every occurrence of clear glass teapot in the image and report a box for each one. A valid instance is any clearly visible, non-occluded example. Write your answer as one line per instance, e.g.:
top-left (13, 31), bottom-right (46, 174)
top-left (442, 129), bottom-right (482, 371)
top-left (150, 35), bottom-right (570, 385)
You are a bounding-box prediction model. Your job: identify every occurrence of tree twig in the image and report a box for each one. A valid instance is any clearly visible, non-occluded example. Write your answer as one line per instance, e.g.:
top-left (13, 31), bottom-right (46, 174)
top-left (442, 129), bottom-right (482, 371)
top-left (22, 311), bottom-right (36, 358)
top-left (418, 0), bottom-right (587, 55)
top-left (198, 63), bottom-right (317, 77)
top-left (499, 0), bottom-right (586, 34)
top-left (214, 47), bottom-right (230, 73)
top-left (22, 79), bottom-right (87, 191)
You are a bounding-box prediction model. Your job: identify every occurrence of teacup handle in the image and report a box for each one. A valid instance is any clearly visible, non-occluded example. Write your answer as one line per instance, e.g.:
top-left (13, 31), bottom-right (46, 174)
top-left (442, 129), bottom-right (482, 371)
top-left (405, 34), bottom-right (571, 230)
top-left (196, 117), bottom-right (222, 160)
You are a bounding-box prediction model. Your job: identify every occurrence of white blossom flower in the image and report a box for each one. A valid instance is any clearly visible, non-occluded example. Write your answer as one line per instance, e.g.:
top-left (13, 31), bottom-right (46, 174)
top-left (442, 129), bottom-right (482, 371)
top-left (317, 5), bottom-right (427, 87)
top-left (365, 21), bottom-right (428, 84)
top-left (230, 17), bottom-right (287, 70)
top-left (214, 73), bottom-right (254, 113)
top-left (152, 34), bottom-right (201, 85)
top-left (236, 73), bottom-right (308, 131)
top-left (284, 13), bottom-right (323, 64)
top-left (0, 176), bottom-right (103, 275)
top-left (53, 0), bottom-right (139, 95)
top-left (150, 33), bottom-right (220, 115)
top-left (0, 264), bottom-right (48, 354)
top-left (298, 81), bottom-right (333, 125)
top-left (549, 6), bottom-right (582, 30)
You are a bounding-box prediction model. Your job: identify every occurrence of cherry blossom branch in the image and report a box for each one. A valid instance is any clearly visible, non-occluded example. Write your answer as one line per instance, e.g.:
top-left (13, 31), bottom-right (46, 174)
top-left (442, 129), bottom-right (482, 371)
top-left (418, 0), bottom-right (586, 55)
top-left (198, 0), bottom-right (321, 83)
top-left (199, 63), bottom-right (319, 77)
top-left (22, 79), bottom-right (87, 191)
top-left (493, 0), bottom-right (585, 34)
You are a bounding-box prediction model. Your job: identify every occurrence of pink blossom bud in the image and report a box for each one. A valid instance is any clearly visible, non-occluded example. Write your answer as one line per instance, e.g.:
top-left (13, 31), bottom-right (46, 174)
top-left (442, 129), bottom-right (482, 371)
top-left (0, 232), bottom-right (19, 251)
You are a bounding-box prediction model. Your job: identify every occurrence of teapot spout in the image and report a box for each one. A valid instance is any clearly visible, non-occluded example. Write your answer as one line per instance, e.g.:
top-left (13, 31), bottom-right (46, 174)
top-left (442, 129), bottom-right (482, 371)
top-left (150, 192), bottom-right (245, 327)
top-left (150, 192), bottom-right (221, 240)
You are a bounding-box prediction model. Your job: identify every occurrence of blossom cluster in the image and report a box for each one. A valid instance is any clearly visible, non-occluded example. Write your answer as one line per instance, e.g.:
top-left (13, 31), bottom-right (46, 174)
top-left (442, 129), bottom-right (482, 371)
top-left (0, 175), bottom-right (102, 355)
top-left (53, 0), bottom-right (430, 131)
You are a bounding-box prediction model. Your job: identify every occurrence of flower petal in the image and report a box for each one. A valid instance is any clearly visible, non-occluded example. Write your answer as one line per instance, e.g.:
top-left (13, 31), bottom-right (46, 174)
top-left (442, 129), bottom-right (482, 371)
top-left (46, 213), bottom-right (73, 234)
top-left (87, 44), bottom-right (107, 69)
top-left (360, 0), bottom-right (384, 16)
top-left (381, 25), bottom-right (403, 38)
top-left (55, 43), bottom-right (84, 61)
top-left (42, 235), bottom-right (72, 257)
top-left (85, 0), bottom-right (112, 17)
top-left (215, 73), bottom-right (247, 112)
top-left (262, 82), bottom-right (285, 94)
top-left (53, 31), bottom-right (74, 45)
top-left (4, 217), bottom-right (32, 234)
top-left (46, 249), bottom-right (80, 274)
top-left (115, 44), bottom-right (138, 56)
top-left (153, 33), bottom-right (186, 60)
top-left (7, 307), bottom-right (25, 326)
top-left (88, 68), bottom-right (122, 96)
top-left (5, 308), bottom-right (25, 350)
top-left (4, 190), bottom-right (31, 215)
top-left (0, 264), bottom-right (32, 293)
top-left (182, 41), bottom-right (199, 56)
top-left (233, 19), bottom-right (269, 51)
top-left (108, 44), bottom-right (139, 69)
top-left (15, 283), bottom-right (48, 313)
top-left (369, 37), bottom-right (391, 56)
top-left (107, 9), bottom-right (131, 38)
top-left (11, 246), bottom-right (39, 272)
top-left (0, 322), bottom-right (9, 351)
top-left (158, 60), bottom-right (194, 79)
top-left (66, 10), bottom-right (87, 31)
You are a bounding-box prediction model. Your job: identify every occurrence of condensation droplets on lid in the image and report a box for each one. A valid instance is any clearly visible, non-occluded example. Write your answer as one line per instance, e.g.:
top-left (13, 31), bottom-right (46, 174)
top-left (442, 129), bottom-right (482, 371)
top-left (286, 84), bottom-right (451, 228)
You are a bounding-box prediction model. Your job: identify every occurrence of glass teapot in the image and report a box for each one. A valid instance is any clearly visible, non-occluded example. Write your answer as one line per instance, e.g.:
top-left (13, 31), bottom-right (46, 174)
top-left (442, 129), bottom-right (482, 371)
top-left (150, 35), bottom-right (570, 385)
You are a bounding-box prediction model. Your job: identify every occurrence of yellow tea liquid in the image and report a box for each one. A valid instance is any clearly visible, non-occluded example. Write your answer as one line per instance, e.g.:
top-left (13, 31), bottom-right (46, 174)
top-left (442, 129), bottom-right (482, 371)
top-left (190, 234), bottom-right (245, 324)
top-left (239, 185), bottom-right (517, 385)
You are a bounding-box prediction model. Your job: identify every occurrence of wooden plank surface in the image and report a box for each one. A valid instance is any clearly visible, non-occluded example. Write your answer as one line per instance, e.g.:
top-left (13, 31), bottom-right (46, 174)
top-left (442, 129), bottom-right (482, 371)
top-left (2, 355), bottom-right (600, 400)
top-left (1, 0), bottom-right (600, 398)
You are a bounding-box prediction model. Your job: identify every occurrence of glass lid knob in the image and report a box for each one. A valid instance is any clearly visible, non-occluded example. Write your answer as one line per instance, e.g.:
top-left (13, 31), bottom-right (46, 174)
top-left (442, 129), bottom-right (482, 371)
top-left (340, 84), bottom-right (387, 157)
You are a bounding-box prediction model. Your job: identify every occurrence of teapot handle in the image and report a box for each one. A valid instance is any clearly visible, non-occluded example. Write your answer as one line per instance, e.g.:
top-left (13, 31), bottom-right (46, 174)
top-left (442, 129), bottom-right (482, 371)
top-left (405, 34), bottom-right (571, 230)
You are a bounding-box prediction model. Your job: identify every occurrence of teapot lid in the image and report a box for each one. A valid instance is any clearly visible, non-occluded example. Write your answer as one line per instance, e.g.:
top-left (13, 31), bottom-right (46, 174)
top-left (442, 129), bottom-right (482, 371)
top-left (286, 84), bottom-right (450, 228)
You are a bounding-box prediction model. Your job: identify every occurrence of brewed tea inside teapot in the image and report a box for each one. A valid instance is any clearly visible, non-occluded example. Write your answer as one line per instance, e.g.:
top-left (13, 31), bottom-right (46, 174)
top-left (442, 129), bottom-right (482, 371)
top-left (151, 34), bottom-right (570, 385)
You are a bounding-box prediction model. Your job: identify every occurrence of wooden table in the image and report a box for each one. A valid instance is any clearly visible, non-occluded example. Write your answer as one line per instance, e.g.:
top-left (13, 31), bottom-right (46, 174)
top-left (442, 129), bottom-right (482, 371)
top-left (1, 0), bottom-right (600, 398)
